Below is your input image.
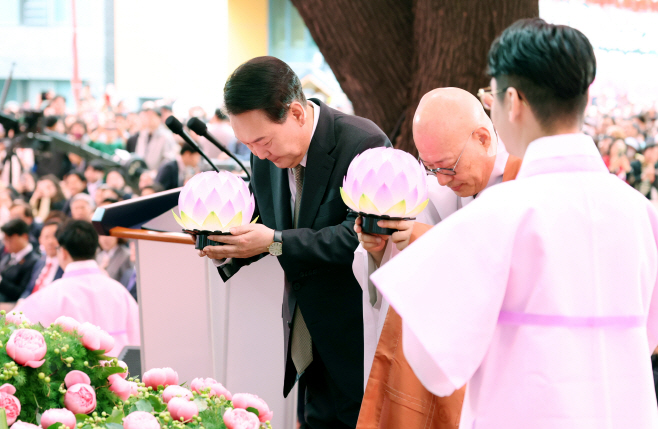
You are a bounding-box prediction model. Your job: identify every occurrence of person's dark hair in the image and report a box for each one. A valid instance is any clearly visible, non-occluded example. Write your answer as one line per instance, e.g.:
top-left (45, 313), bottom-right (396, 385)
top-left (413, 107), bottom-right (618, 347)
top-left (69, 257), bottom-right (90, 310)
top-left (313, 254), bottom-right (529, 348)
top-left (40, 174), bottom-right (66, 203)
top-left (9, 201), bottom-right (33, 219)
top-left (67, 120), bottom-right (87, 134)
top-left (44, 211), bottom-right (68, 223)
top-left (45, 116), bottom-right (60, 129)
top-left (180, 144), bottom-right (197, 155)
top-left (1, 219), bottom-right (29, 237)
top-left (56, 220), bottom-right (98, 261)
top-left (487, 18), bottom-right (596, 130)
top-left (64, 170), bottom-right (87, 183)
top-left (101, 198), bottom-right (119, 205)
top-left (42, 218), bottom-right (63, 229)
top-left (214, 108), bottom-right (228, 121)
top-left (224, 56), bottom-right (306, 124)
top-left (140, 183), bottom-right (164, 196)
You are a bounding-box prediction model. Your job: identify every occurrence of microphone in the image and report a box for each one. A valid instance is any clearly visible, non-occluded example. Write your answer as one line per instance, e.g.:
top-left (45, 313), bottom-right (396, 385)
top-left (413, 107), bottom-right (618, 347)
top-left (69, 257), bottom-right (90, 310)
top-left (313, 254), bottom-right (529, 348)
top-left (164, 116), bottom-right (219, 173)
top-left (187, 117), bottom-right (251, 181)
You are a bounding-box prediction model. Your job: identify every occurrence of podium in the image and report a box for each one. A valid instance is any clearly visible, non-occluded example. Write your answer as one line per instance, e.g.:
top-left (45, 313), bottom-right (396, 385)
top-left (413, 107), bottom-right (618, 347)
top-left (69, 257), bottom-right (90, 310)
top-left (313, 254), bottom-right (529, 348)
top-left (93, 190), bottom-right (297, 429)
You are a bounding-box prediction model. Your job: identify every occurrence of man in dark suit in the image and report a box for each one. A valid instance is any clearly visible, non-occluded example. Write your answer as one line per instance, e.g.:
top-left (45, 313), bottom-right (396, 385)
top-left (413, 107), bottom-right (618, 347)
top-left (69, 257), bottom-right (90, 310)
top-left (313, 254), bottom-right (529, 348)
top-left (155, 144), bottom-right (201, 191)
top-left (20, 219), bottom-right (64, 300)
top-left (199, 57), bottom-right (391, 429)
top-left (0, 219), bottom-right (41, 302)
top-left (9, 201), bottom-right (41, 248)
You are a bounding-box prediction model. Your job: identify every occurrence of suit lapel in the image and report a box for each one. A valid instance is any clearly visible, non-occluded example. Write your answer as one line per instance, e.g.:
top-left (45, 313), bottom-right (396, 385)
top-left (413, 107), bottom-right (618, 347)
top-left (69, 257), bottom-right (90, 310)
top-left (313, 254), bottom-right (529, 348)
top-left (270, 165), bottom-right (293, 230)
top-left (298, 100), bottom-right (336, 229)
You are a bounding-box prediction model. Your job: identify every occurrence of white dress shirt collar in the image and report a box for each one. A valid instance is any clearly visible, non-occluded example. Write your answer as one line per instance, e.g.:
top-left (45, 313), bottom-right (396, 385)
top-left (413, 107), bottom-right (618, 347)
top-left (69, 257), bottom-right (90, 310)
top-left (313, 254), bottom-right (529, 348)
top-left (11, 243), bottom-right (33, 263)
top-left (298, 100), bottom-right (320, 169)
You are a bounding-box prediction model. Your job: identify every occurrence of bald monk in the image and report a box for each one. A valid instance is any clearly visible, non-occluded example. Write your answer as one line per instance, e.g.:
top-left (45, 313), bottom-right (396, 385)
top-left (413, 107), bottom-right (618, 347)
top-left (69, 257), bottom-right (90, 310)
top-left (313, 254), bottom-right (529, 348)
top-left (353, 87), bottom-right (521, 429)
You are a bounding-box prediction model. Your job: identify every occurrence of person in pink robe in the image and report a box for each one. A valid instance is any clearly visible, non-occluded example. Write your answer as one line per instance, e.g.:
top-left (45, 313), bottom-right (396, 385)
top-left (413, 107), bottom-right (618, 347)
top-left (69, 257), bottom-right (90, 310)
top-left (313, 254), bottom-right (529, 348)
top-left (14, 221), bottom-right (140, 357)
top-left (372, 19), bottom-right (658, 428)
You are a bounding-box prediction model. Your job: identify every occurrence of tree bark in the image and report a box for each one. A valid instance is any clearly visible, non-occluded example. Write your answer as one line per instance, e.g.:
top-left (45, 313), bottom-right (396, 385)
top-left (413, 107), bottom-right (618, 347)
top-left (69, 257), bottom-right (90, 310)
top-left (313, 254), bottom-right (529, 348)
top-left (290, 0), bottom-right (539, 154)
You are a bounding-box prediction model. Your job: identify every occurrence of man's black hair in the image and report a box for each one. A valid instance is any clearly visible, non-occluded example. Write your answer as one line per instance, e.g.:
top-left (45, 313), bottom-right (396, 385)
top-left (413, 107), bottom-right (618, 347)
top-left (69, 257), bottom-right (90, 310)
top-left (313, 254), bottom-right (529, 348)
top-left (45, 116), bottom-right (60, 128)
top-left (1, 219), bottom-right (29, 237)
top-left (64, 170), bottom-right (87, 183)
top-left (9, 201), bottom-right (33, 219)
top-left (224, 56), bottom-right (306, 124)
top-left (180, 144), bottom-right (197, 155)
top-left (56, 220), bottom-right (98, 261)
top-left (214, 108), bottom-right (228, 121)
top-left (487, 18), bottom-right (596, 130)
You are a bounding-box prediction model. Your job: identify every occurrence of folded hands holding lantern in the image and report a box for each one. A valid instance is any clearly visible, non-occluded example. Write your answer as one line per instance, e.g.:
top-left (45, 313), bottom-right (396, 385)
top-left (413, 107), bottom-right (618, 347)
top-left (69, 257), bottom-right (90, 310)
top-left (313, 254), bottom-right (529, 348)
top-left (197, 223), bottom-right (275, 260)
top-left (354, 216), bottom-right (415, 267)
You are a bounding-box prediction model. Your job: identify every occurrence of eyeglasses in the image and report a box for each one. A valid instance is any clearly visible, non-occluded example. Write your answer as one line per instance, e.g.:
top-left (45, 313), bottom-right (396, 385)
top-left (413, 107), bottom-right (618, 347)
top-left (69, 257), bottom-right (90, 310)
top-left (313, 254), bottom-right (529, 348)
top-left (477, 86), bottom-right (506, 111)
top-left (418, 130), bottom-right (475, 176)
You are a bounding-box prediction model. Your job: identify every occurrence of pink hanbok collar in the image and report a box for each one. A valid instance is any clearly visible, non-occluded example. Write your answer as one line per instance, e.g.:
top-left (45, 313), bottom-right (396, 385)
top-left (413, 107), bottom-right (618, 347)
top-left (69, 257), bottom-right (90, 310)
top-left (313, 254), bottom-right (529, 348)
top-left (62, 260), bottom-right (102, 278)
top-left (516, 133), bottom-right (608, 180)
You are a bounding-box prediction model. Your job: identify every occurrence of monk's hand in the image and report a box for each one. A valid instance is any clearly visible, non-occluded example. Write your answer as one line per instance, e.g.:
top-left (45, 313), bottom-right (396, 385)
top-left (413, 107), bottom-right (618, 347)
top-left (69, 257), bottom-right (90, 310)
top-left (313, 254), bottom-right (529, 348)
top-left (355, 216), bottom-right (388, 266)
top-left (201, 224), bottom-right (274, 260)
top-left (377, 219), bottom-right (415, 251)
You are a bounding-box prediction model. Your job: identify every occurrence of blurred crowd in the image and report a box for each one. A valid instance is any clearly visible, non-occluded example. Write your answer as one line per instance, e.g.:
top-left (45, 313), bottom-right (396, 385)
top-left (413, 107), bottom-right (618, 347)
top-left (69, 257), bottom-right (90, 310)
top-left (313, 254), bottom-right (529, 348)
top-left (0, 89), bottom-right (251, 325)
top-left (584, 97), bottom-right (658, 202)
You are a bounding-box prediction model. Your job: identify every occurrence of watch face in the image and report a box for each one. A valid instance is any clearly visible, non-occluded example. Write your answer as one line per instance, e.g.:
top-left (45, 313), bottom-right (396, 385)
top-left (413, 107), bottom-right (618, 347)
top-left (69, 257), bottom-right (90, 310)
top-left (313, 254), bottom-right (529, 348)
top-left (268, 242), bottom-right (283, 256)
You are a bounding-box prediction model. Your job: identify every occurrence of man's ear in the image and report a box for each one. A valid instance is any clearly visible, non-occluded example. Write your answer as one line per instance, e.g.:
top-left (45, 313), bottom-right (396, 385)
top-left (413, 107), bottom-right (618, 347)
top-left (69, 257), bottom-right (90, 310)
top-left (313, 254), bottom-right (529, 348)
top-left (474, 126), bottom-right (496, 157)
top-left (289, 101), bottom-right (306, 126)
top-left (507, 87), bottom-right (523, 124)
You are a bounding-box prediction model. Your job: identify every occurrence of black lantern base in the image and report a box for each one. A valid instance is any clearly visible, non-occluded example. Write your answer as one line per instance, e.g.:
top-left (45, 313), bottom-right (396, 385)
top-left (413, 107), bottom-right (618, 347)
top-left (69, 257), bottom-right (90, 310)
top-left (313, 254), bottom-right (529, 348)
top-left (183, 229), bottom-right (232, 250)
top-left (352, 211), bottom-right (416, 236)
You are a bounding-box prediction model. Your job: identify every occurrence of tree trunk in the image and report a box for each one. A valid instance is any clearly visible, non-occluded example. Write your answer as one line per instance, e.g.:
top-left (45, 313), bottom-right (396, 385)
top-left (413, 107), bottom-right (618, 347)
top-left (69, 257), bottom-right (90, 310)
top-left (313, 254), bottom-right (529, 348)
top-left (290, 0), bottom-right (539, 154)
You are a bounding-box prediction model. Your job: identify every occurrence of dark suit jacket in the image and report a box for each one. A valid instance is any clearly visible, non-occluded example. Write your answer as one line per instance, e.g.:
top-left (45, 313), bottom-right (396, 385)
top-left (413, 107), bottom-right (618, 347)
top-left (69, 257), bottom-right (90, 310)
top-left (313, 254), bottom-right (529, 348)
top-left (0, 248), bottom-right (41, 302)
top-left (98, 245), bottom-right (133, 284)
top-left (155, 160), bottom-right (180, 191)
top-left (217, 99), bottom-right (391, 404)
top-left (20, 256), bottom-right (64, 299)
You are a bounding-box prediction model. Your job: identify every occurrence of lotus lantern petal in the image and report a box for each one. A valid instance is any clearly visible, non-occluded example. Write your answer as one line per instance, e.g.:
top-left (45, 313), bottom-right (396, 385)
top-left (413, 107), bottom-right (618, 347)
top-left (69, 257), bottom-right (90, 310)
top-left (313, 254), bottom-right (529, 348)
top-left (172, 171), bottom-right (256, 232)
top-left (340, 147), bottom-right (429, 218)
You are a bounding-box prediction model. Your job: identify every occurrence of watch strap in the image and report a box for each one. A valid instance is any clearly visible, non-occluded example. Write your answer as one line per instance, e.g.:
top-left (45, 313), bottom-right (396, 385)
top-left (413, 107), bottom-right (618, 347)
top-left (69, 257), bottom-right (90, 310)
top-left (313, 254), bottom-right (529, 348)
top-left (273, 230), bottom-right (283, 243)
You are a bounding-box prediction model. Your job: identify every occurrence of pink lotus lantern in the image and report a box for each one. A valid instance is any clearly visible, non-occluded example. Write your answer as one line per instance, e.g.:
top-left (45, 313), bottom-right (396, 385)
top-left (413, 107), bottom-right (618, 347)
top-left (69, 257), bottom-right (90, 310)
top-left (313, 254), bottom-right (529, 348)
top-left (172, 171), bottom-right (256, 249)
top-left (341, 147), bottom-right (429, 235)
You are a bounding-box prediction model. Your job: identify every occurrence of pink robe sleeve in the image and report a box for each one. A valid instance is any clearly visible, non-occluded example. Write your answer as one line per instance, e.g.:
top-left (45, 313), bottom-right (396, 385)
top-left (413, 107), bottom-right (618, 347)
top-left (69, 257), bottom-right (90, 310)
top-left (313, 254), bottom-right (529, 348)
top-left (645, 204), bottom-right (658, 351)
top-left (371, 197), bottom-right (515, 396)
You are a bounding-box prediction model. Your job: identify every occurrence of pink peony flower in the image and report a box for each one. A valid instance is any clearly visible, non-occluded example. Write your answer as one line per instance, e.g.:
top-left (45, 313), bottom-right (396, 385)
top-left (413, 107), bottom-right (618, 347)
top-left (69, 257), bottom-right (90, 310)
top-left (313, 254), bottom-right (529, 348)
top-left (222, 408), bottom-right (260, 429)
top-left (107, 374), bottom-right (137, 401)
top-left (77, 323), bottom-right (115, 353)
top-left (6, 329), bottom-right (46, 368)
top-left (190, 378), bottom-right (232, 400)
top-left (0, 391), bottom-right (20, 425)
top-left (167, 397), bottom-right (198, 423)
top-left (231, 393), bottom-right (273, 422)
top-left (40, 409), bottom-right (76, 429)
top-left (142, 367), bottom-right (178, 390)
top-left (5, 312), bottom-right (29, 326)
top-left (162, 385), bottom-right (193, 404)
top-left (0, 384), bottom-right (16, 395)
top-left (64, 383), bottom-right (96, 414)
top-left (10, 422), bottom-right (39, 429)
top-left (64, 370), bottom-right (91, 388)
top-left (122, 411), bottom-right (160, 429)
top-left (54, 316), bottom-right (81, 333)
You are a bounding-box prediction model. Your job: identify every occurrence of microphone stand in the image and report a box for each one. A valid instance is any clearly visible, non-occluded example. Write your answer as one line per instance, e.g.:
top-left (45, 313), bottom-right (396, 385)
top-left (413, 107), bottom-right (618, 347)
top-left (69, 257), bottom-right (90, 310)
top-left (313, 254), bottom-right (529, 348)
top-left (187, 117), bottom-right (251, 181)
top-left (164, 116), bottom-right (220, 173)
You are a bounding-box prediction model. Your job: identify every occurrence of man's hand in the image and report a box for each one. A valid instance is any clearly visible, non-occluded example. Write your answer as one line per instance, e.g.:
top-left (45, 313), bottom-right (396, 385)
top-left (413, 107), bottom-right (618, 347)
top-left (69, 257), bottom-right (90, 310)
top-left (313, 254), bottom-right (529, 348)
top-left (377, 219), bottom-right (415, 251)
top-left (198, 224), bottom-right (274, 260)
top-left (355, 216), bottom-right (388, 266)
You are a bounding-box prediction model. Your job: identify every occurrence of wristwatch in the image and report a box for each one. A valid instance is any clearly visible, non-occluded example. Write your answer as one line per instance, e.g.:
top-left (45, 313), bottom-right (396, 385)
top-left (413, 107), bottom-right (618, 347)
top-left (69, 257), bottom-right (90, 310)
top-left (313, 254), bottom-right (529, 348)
top-left (268, 230), bottom-right (283, 256)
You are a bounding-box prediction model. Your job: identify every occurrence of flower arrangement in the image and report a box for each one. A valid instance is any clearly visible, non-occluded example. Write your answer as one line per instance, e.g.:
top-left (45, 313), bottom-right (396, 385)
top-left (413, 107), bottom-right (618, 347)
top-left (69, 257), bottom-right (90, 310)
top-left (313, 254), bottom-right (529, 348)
top-left (0, 311), bottom-right (272, 429)
top-left (341, 147), bottom-right (429, 235)
top-left (172, 171), bottom-right (257, 250)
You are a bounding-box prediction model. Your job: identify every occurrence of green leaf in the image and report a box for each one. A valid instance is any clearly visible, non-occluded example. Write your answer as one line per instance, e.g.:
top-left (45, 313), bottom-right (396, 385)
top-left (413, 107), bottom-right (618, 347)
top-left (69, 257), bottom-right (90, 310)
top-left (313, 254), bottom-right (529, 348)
top-left (193, 397), bottom-right (209, 413)
top-left (106, 423), bottom-right (123, 429)
top-left (246, 407), bottom-right (260, 417)
top-left (106, 407), bottom-right (125, 424)
top-left (75, 414), bottom-right (89, 423)
top-left (0, 408), bottom-right (7, 429)
top-left (147, 394), bottom-right (166, 413)
top-left (135, 399), bottom-right (154, 413)
top-left (46, 424), bottom-right (64, 429)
